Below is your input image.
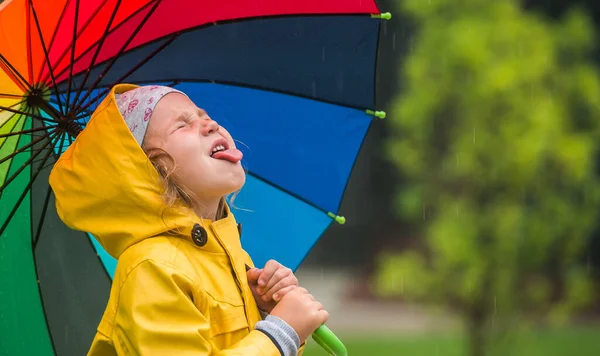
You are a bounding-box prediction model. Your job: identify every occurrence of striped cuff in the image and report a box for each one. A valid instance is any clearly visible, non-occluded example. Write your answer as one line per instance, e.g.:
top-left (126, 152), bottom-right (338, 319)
top-left (255, 315), bottom-right (300, 356)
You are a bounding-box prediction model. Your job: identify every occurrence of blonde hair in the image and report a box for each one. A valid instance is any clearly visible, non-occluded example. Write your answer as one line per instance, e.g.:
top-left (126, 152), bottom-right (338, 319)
top-left (143, 145), bottom-right (228, 220)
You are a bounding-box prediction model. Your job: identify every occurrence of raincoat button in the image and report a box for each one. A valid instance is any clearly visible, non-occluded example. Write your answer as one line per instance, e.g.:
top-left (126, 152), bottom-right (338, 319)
top-left (191, 223), bottom-right (207, 247)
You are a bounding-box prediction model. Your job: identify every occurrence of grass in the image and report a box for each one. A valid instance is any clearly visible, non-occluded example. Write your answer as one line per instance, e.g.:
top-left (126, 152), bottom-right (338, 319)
top-left (304, 325), bottom-right (600, 356)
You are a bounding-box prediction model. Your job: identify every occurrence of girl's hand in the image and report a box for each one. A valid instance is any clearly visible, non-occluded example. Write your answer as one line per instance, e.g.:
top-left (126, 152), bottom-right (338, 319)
top-left (247, 259), bottom-right (298, 313)
top-left (270, 287), bottom-right (329, 344)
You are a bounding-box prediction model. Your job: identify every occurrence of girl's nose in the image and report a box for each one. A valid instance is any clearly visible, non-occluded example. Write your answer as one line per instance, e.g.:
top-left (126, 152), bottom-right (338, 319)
top-left (200, 118), bottom-right (219, 135)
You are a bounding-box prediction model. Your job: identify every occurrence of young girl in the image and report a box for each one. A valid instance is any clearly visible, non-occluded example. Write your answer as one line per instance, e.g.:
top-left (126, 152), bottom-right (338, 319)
top-left (49, 84), bottom-right (328, 355)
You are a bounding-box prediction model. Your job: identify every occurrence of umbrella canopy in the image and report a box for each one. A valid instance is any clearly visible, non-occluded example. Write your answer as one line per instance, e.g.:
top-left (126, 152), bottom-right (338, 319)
top-left (0, 0), bottom-right (388, 354)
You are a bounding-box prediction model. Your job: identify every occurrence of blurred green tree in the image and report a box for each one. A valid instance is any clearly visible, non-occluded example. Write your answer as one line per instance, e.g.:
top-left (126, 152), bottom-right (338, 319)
top-left (376, 0), bottom-right (600, 355)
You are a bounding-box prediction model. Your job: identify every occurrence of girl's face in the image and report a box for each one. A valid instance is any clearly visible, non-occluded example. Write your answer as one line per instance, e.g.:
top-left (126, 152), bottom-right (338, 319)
top-left (144, 93), bottom-right (245, 205)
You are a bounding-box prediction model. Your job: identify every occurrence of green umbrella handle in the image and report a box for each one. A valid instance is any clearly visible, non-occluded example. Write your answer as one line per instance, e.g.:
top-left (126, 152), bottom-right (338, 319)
top-left (311, 324), bottom-right (348, 356)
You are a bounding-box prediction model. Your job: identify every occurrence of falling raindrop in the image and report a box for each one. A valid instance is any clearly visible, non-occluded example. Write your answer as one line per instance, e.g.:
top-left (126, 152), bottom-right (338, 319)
top-left (320, 267), bottom-right (324, 280)
top-left (456, 203), bottom-right (459, 217)
top-left (492, 296), bottom-right (497, 329)
top-left (322, 46), bottom-right (326, 62)
top-left (393, 32), bottom-right (396, 51)
top-left (473, 127), bottom-right (476, 143)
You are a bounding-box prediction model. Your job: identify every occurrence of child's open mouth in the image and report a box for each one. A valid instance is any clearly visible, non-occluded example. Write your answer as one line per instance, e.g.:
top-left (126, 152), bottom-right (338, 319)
top-left (209, 138), bottom-right (243, 163)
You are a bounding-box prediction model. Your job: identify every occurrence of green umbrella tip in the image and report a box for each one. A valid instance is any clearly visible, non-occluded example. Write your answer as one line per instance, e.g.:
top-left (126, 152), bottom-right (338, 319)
top-left (366, 109), bottom-right (386, 119)
top-left (327, 212), bottom-right (346, 225)
top-left (371, 12), bottom-right (392, 20)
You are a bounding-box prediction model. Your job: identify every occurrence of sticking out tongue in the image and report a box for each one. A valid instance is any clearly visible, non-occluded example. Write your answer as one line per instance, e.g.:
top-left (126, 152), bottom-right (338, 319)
top-left (212, 149), bottom-right (243, 163)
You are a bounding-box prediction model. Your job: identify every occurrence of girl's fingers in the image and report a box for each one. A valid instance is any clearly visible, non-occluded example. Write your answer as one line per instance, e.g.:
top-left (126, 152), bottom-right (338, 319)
top-left (263, 276), bottom-right (297, 301)
top-left (246, 268), bottom-right (262, 284)
top-left (272, 285), bottom-right (298, 302)
top-left (262, 267), bottom-right (294, 294)
top-left (258, 260), bottom-right (281, 287)
top-left (262, 276), bottom-right (298, 301)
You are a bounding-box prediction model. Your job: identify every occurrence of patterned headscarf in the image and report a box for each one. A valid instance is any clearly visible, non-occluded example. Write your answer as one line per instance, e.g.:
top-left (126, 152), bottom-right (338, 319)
top-left (114, 85), bottom-right (187, 145)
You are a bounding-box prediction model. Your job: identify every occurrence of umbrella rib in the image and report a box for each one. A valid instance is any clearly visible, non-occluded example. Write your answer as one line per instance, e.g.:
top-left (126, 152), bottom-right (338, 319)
top-left (70, 0), bottom-right (124, 113)
top-left (0, 93), bottom-right (24, 99)
top-left (47, 0), bottom-right (158, 85)
top-left (28, 132), bottom-right (67, 168)
top-left (0, 114), bottom-right (18, 133)
top-left (75, 114), bottom-right (91, 122)
top-left (0, 99), bottom-right (45, 122)
top-left (76, 34), bottom-right (177, 114)
top-left (99, 78), bottom-right (374, 113)
top-left (28, 186), bottom-right (60, 356)
top-left (334, 120), bottom-right (374, 215)
top-left (246, 171), bottom-right (330, 215)
top-left (0, 53), bottom-right (34, 92)
top-left (0, 101), bottom-right (28, 134)
top-left (0, 130), bottom-right (58, 240)
top-left (36, 0), bottom-right (72, 83)
top-left (56, 131), bottom-right (68, 157)
top-left (371, 23), bottom-right (382, 115)
top-left (0, 125), bottom-right (56, 139)
top-left (32, 184), bottom-right (54, 249)
top-left (26, 3), bottom-right (34, 83)
top-left (0, 104), bottom-right (55, 124)
top-left (0, 129), bottom-right (56, 167)
top-left (29, 0), bottom-right (65, 114)
top-left (33, 130), bottom-right (66, 248)
top-left (39, 0), bottom-right (113, 86)
top-left (0, 97), bottom-right (27, 114)
top-left (27, 134), bottom-right (61, 356)
top-left (28, 134), bottom-right (61, 164)
top-left (0, 100), bottom-right (58, 127)
top-left (65, 0), bottom-right (81, 108)
top-left (72, 0), bottom-right (163, 113)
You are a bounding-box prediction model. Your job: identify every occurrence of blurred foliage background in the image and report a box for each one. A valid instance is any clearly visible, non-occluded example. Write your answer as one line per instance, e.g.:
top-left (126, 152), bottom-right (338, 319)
top-left (302, 0), bottom-right (600, 355)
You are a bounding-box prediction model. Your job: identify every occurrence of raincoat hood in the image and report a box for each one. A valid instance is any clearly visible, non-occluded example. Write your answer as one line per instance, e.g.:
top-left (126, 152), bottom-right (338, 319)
top-left (49, 84), bottom-right (214, 259)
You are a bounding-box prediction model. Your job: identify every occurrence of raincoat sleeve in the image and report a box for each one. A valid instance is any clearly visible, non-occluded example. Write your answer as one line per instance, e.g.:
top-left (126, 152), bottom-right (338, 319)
top-left (112, 259), bottom-right (282, 356)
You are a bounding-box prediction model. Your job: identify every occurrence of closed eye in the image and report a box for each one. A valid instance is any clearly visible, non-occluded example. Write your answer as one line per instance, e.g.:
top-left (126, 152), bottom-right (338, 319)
top-left (170, 123), bottom-right (187, 134)
top-left (171, 116), bottom-right (194, 133)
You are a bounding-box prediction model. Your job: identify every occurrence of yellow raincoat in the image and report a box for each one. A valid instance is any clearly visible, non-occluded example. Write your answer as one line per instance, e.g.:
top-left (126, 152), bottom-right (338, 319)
top-left (49, 84), bottom-right (304, 355)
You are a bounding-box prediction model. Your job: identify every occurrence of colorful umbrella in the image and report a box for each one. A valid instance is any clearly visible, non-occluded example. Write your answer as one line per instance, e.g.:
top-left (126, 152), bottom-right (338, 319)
top-left (0, 0), bottom-right (389, 354)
